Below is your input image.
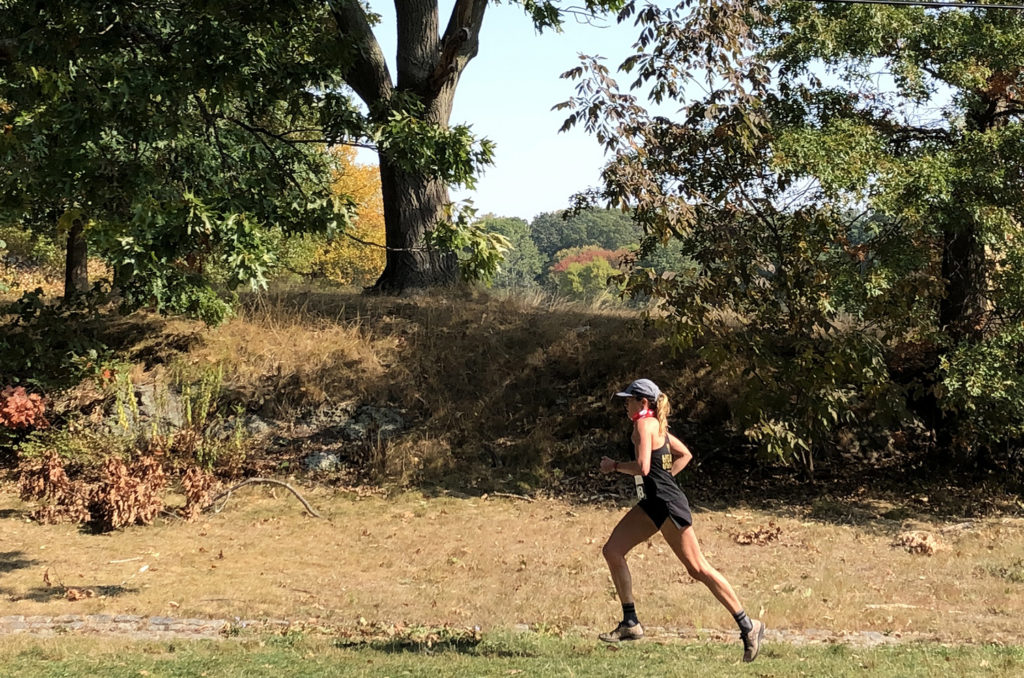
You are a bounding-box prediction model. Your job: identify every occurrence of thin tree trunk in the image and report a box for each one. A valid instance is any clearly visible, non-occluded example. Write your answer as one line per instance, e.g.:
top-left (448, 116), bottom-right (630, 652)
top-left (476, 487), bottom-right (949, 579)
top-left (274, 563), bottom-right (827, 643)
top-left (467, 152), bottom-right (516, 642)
top-left (939, 224), bottom-right (988, 344)
top-left (64, 218), bottom-right (89, 299)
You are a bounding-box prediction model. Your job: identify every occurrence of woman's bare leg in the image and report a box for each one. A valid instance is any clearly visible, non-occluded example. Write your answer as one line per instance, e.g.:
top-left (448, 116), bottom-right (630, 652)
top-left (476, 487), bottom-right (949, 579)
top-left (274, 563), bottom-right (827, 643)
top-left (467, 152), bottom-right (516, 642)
top-left (662, 521), bottom-right (765, 661)
top-left (602, 505), bottom-right (658, 605)
top-left (660, 521), bottom-right (743, 613)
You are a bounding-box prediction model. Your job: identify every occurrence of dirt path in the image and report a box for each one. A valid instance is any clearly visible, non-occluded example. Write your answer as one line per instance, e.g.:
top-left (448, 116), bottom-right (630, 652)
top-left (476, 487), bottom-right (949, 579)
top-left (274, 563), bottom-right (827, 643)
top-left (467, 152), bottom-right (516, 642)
top-left (0, 613), bottom-right (938, 648)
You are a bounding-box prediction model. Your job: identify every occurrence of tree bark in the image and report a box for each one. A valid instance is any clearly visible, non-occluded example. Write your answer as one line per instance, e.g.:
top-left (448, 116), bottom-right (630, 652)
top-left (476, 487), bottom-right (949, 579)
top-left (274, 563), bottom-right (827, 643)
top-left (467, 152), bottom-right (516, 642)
top-left (372, 159), bottom-right (458, 291)
top-left (939, 224), bottom-right (988, 344)
top-left (329, 0), bottom-right (487, 293)
top-left (63, 218), bottom-right (89, 299)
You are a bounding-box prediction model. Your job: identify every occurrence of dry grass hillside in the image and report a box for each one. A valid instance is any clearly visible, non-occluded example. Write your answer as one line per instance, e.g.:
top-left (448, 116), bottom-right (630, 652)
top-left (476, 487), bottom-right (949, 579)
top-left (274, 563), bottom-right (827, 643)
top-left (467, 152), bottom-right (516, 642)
top-left (118, 285), bottom-right (701, 490)
top-left (2, 279), bottom-right (1020, 514)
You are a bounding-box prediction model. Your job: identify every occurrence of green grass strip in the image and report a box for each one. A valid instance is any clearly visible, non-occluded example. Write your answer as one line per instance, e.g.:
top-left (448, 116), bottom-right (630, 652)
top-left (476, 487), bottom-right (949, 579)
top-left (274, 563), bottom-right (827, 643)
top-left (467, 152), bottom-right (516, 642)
top-left (2, 631), bottom-right (1023, 677)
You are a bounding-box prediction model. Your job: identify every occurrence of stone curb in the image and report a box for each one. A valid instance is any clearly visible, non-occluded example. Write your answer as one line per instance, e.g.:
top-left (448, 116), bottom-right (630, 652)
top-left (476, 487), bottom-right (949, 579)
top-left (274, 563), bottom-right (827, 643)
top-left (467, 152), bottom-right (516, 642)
top-left (0, 614), bottom-right (229, 640)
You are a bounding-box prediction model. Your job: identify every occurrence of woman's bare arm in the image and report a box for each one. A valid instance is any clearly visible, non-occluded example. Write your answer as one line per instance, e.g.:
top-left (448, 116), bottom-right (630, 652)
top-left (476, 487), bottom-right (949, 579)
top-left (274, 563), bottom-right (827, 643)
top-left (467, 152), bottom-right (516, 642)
top-left (668, 433), bottom-right (693, 476)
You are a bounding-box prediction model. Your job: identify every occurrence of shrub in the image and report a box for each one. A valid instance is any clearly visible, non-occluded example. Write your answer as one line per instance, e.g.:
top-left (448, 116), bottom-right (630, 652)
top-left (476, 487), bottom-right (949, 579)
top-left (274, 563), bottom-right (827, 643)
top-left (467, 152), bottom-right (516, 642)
top-left (17, 451), bottom-right (168, 531)
top-left (1, 386), bottom-right (49, 430)
top-left (548, 247), bottom-right (629, 302)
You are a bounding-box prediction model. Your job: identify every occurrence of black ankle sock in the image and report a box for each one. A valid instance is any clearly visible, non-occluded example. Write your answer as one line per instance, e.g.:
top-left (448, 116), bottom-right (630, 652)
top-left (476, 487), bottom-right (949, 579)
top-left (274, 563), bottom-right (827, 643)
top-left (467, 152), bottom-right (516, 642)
top-left (622, 602), bottom-right (639, 626)
top-left (733, 610), bottom-right (753, 635)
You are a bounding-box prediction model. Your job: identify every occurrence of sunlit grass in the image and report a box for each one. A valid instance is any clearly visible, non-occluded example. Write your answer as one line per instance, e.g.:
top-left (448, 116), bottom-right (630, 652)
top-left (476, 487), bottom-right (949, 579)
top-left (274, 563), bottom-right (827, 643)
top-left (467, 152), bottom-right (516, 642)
top-left (2, 631), bottom-right (1023, 678)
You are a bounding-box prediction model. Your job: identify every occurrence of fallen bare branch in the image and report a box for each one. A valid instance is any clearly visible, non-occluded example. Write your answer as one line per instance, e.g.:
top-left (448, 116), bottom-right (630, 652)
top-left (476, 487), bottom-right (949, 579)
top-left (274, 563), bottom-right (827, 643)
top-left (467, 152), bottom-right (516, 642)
top-left (489, 492), bottom-right (535, 503)
top-left (205, 478), bottom-right (321, 518)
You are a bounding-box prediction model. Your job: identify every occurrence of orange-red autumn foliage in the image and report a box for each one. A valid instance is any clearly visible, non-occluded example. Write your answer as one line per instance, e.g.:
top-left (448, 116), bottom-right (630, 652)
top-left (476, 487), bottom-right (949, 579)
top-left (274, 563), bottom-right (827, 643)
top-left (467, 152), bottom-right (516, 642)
top-left (0, 386), bottom-right (49, 430)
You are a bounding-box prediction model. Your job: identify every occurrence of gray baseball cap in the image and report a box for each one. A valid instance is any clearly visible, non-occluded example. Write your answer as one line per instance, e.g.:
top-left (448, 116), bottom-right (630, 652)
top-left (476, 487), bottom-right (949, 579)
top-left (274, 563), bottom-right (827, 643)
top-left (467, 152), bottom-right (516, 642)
top-left (614, 378), bottom-right (661, 401)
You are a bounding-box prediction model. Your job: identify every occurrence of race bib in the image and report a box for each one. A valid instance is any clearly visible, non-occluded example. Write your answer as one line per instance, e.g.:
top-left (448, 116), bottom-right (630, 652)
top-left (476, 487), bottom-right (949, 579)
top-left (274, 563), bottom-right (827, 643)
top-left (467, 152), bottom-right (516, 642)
top-left (633, 475), bottom-right (646, 500)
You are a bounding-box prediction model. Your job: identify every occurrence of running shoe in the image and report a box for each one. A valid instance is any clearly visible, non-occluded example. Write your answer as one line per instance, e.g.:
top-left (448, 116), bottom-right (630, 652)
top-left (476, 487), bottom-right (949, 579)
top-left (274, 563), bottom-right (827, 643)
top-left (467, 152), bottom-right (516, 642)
top-left (598, 621), bottom-right (644, 642)
top-left (741, 619), bottom-right (765, 662)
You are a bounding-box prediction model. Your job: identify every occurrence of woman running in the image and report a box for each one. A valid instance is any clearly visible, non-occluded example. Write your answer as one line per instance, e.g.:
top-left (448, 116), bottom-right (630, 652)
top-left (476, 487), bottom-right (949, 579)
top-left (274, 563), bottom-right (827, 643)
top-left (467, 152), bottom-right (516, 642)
top-left (598, 378), bottom-right (765, 662)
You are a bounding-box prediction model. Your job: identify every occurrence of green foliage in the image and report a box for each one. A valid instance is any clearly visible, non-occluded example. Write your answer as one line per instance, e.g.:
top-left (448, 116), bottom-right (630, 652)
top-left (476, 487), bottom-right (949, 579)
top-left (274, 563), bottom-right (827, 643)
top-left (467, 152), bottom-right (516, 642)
top-left (941, 325), bottom-right (1024, 448)
top-left (178, 364), bottom-right (224, 433)
top-left (269, 231), bottom-right (323, 280)
top-left (0, 223), bottom-right (62, 270)
top-left (2, 0), bottom-right (631, 297)
top-left (0, 288), bottom-right (114, 389)
top-left (0, 0), bottom-right (355, 318)
top-left (562, 0), bottom-right (1024, 470)
top-left (530, 209), bottom-right (639, 262)
top-left (375, 96), bottom-right (495, 191)
top-left (427, 203), bottom-right (511, 285)
top-left (547, 246), bottom-right (627, 302)
top-left (15, 424), bottom-right (134, 468)
top-left (475, 215), bottom-right (544, 289)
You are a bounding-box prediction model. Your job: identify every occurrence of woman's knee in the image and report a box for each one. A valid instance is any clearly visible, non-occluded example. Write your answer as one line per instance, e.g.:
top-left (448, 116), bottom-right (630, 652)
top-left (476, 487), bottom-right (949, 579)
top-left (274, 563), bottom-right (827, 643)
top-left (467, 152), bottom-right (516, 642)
top-left (603, 540), bottom-right (625, 563)
top-left (685, 562), bottom-right (712, 583)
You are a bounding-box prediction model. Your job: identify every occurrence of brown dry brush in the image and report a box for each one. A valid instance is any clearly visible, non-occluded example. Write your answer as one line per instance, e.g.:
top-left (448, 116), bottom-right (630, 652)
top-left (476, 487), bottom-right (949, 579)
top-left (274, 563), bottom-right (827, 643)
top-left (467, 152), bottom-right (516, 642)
top-left (18, 452), bottom-right (168, 530)
top-left (181, 465), bottom-right (219, 521)
top-left (90, 455), bottom-right (167, 531)
top-left (18, 453), bottom-right (91, 524)
top-left (1, 386), bottom-right (49, 430)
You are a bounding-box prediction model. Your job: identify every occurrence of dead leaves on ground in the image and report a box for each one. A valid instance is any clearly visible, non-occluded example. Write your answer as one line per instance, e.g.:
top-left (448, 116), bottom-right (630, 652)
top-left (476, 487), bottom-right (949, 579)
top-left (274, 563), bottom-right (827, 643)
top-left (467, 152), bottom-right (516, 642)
top-left (65, 587), bottom-right (96, 601)
top-left (733, 521), bottom-right (782, 545)
top-left (891, 531), bottom-right (945, 556)
top-left (41, 567), bottom-right (96, 601)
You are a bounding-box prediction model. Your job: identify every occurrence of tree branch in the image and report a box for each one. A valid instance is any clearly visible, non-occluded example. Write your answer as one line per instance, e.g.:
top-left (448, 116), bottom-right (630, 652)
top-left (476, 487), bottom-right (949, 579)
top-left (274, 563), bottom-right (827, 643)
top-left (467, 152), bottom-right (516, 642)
top-left (225, 116), bottom-right (310, 199)
top-left (326, 0), bottom-right (394, 108)
top-left (396, 0), bottom-right (441, 89)
top-left (206, 478), bottom-right (322, 518)
top-left (433, 0), bottom-right (488, 93)
top-left (193, 94), bottom-right (231, 172)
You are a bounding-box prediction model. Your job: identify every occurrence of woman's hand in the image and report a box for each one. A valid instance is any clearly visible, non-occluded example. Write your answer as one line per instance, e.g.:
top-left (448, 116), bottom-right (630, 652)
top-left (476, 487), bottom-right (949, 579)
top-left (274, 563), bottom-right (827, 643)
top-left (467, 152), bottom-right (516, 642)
top-left (599, 456), bottom-right (618, 474)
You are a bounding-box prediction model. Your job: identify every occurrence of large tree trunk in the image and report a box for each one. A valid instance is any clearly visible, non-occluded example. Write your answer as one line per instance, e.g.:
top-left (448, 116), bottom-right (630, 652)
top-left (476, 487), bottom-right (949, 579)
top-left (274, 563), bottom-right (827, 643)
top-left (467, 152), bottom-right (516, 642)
top-left (329, 0), bottom-right (487, 294)
top-left (373, 159), bottom-right (458, 291)
top-left (63, 218), bottom-right (89, 299)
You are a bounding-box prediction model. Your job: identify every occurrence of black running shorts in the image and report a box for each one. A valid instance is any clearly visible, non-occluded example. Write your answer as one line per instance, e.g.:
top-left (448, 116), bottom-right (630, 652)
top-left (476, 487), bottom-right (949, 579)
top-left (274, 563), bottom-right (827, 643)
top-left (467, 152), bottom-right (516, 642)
top-left (638, 496), bottom-right (693, 529)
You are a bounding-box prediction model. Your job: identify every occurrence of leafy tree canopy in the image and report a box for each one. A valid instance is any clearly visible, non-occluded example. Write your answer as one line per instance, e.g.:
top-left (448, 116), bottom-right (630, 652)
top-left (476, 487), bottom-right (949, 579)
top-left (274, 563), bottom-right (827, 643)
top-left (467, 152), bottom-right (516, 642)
top-left (2, 0), bottom-right (634, 303)
top-left (562, 0), bottom-right (1024, 472)
top-left (0, 0), bottom-right (360, 321)
top-left (476, 215), bottom-right (544, 289)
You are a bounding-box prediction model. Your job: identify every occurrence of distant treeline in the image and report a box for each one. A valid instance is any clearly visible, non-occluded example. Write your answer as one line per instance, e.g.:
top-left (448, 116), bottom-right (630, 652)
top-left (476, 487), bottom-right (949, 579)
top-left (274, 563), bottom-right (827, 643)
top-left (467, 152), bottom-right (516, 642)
top-left (477, 209), bottom-right (689, 303)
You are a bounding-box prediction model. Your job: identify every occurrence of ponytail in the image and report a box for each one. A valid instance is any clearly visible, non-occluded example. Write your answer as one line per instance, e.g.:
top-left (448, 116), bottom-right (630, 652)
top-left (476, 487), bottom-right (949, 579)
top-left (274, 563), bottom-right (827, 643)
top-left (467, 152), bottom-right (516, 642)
top-left (655, 392), bottom-right (670, 436)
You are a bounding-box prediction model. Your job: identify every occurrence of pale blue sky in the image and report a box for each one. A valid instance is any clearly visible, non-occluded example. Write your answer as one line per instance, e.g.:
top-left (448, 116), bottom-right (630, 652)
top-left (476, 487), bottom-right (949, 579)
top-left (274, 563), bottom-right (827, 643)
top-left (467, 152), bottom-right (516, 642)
top-left (357, 3), bottom-right (645, 221)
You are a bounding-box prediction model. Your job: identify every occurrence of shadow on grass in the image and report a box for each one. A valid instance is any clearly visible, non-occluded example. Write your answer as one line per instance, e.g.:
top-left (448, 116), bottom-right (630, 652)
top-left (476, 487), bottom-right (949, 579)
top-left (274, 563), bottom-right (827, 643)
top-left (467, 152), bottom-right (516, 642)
top-left (331, 630), bottom-right (483, 659)
top-left (8, 584), bottom-right (139, 602)
top-left (0, 550), bottom-right (39, 574)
